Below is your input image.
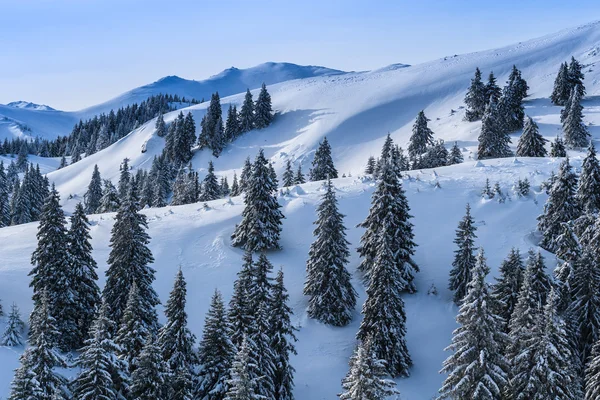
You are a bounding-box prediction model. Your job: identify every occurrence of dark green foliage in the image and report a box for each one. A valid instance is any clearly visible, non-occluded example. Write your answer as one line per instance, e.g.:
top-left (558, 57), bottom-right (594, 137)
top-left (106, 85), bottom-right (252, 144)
top-left (448, 204), bottom-right (477, 304)
top-left (310, 137), bottom-right (338, 181)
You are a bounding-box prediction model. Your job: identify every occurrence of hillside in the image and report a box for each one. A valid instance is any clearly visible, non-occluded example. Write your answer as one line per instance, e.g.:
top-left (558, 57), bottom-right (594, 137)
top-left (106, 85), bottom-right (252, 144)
top-left (1, 21), bottom-right (600, 400)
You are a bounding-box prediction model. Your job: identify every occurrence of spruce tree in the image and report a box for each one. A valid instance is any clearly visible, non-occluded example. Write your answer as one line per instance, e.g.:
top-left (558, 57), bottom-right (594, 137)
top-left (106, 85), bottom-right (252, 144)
top-left (448, 204), bottom-right (478, 304)
top-left (357, 161), bottom-right (417, 292)
top-left (338, 338), bottom-right (399, 400)
top-left (231, 149), bottom-right (284, 251)
top-left (84, 164), bottom-right (103, 214)
top-left (224, 337), bottom-right (261, 400)
top-left (438, 249), bottom-right (509, 400)
top-left (72, 302), bottom-right (129, 400)
top-left (538, 158), bottom-right (580, 252)
top-left (68, 202), bottom-right (101, 347)
top-left (115, 283), bottom-right (151, 370)
top-left (563, 86), bottom-right (589, 148)
top-left (8, 351), bottom-right (43, 400)
top-left (478, 97), bottom-right (512, 159)
top-left (155, 112), bottom-right (167, 137)
top-left (516, 116), bottom-right (548, 157)
top-left (248, 300), bottom-right (276, 399)
top-left (0, 161), bottom-right (10, 227)
top-left (408, 111), bottom-right (434, 161)
top-left (239, 89), bottom-right (255, 133)
top-left (464, 67), bottom-right (487, 121)
top-left (550, 135), bottom-right (567, 157)
top-left (491, 248), bottom-right (525, 332)
top-left (551, 62), bottom-right (571, 106)
top-left (220, 176), bottom-right (230, 197)
top-left (568, 56), bottom-right (585, 98)
top-left (270, 270), bottom-right (298, 400)
top-left (103, 184), bottom-right (158, 328)
top-left (197, 289), bottom-right (236, 400)
top-left (225, 105), bottom-right (240, 142)
top-left (310, 137), bottom-right (338, 181)
top-left (254, 83), bottom-right (273, 129)
top-left (357, 215), bottom-right (412, 377)
top-left (1, 303), bottom-right (25, 346)
top-left (577, 143), bottom-right (600, 213)
top-left (158, 270), bottom-right (198, 400)
top-left (365, 156), bottom-right (377, 174)
top-left (294, 164), bottom-right (305, 184)
top-left (305, 180), bottom-right (357, 326)
top-left (554, 222), bottom-right (581, 312)
top-left (130, 334), bottom-right (168, 400)
top-left (446, 142), bottom-right (463, 165)
top-left (98, 179), bottom-right (120, 213)
top-left (230, 172), bottom-right (241, 196)
top-left (117, 158), bottom-right (131, 202)
top-left (200, 161), bottom-right (221, 201)
top-left (586, 338), bottom-right (600, 399)
top-left (282, 160), bottom-right (295, 187)
top-left (228, 250), bottom-right (254, 348)
top-left (485, 71), bottom-right (502, 104)
top-left (239, 157), bottom-right (252, 194)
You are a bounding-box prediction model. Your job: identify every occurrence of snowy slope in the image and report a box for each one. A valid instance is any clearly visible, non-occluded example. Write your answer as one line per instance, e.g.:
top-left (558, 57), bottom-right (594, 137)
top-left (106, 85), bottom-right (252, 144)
top-left (0, 63), bottom-right (346, 140)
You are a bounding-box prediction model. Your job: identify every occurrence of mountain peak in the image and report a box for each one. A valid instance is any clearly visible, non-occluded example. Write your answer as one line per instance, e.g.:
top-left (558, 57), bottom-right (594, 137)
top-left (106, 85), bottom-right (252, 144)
top-left (6, 101), bottom-right (56, 111)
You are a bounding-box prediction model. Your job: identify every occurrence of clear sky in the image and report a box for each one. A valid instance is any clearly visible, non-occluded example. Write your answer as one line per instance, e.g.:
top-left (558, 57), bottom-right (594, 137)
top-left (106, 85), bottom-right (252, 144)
top-left (1, 0), bottom-right (599, 111)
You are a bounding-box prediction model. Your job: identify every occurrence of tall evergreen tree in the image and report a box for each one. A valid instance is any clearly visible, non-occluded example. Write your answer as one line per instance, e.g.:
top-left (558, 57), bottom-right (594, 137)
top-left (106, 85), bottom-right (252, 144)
top-left (568, 56), bottom-right (585, 98)
top-left (538, 158), bottom-right (580, 252)
top-left (446, 142), bottom-right (463, 165)
top-left (550, 135), bottom-right (568, 157)
top-left (357, 161), bottom-right (417, 292)
top-left (103, 184), bottom-right (158, 329)
top-left (155, 112), bottom-right (167, 137)
top-left (438, 249), bottom-right (509, 400)
top-left (464, 67), bottom-right (487, 121)
top-left (68, 202), bottom-right (101, 347)
top-left (0, 161), bottom-right (10, 227)
top-left (197, 289), bottom-right (236, 400)
top-left (491, 248), bottom-right (525, 332)
top-left (239, 157), bottom-right (252, 194)
top-left (448, 203), bottom-right (478, 305)
top-left (586, 338), bottom-right (600, 400)
top-left (84, 164), bottom-right (103, 214)
top-left (159, 270), bottom-right (198, 400)
top-left (1, 303), bottom-right (25, 346)
top-left (225, 105), bottom-right (241, 142)
top-left (310, 137), bottom-right (338, 181)
top-left (516, 116), bottom-right (548, 157)
top-left (305, 180), bottom-right (356, 326)
top-left (478, 97), bottom-right (512, 159)
top-left (551, 62), bottom-right (571, 106)
top-left (239, 89), bottom-right (255, 133)
top-left (200, 161), bottom-right (221, 201)
top-left (224, 337), bottom-right (261, 400)
top-left (130, 334), bottom-right (168, 400)
top-left (282, 160), bottom-right (295, 187)
top-left (357, 215), bottom-right (412, 377)
top-left (563, 86), bottom-right (589, 148)
top-left (98, 179), bottom-right (120, 213)
top-left (231, 149), bottom-right (284, 251)
top-left (338, 338), bottom-right (399, 400)
top-left (117, 158), bottom-right (131, 202)
top-left (230, 172), bottom-right (241, 196)
top-left (294, 164), bottom-right (305, 184)
top-left (485, 71), bottom-right (502, 104)
top-left (254, 83), bottom-right (273, 129)
top-left (115, 283), bottom-right (152, 370)
top-left (228, 250), bottom-right (254, 349)
top-left (408, 111), bottom-right (434, 161)
top-left (577, 143), bottom-right (600, 213)
top-left (270, 270), bottom-right (298, 400)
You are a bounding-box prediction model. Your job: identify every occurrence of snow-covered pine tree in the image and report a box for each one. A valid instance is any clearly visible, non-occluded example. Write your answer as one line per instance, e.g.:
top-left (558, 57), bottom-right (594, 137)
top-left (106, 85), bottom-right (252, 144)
top-left (508, 65), bottom-right (529, 100)
top-left (72, 301), bottom-right (130, 400)
top-left (485, 71), bottom-right (502, 104)
top-left (115, 283), bottom-right (152, 370)
top-left (117, 158), bottom-right (131, 202)
top-left (155, 112), bottom-right (166, 137)
top-left (357, 214), bottom-right (412, 377)
top-left (464, 67), bottom-right (487, 121)
top-left (310, 137), bottom-right (338, 181)
top-left (568, 56), bottom-right (586, 98)
top-left (551, 62), bottom-right (571, 105)
top-left (497, 79), bottom-right (525, 133)
top-left (8, 351), bottom-right (43, 400)
top-left (438, 248), bottom-right (509, 399)
top-left (239, 157), bottom-right (252, 194)
top-left (282, 160), bottom-right (295, 187)
top-left (224, 337), bottom-right (261, 400)
top-left (563, 86), bottom-right (590, 148)
top-left (229, 250), bottom-right (254, 349)
top-left (230, 172), bottom-right (241, 196)
top-left (420, 139), bottom-right (448, 169)
top-left (577, 143), bottom-right (600, 213)
top-left (538, 158), bottom-right (580, 252)
top-left (365, 156), bottom-right (376, 174)
top-left (68, 202), bottom-right (101, 347)
top-left (249, 300), bottom-right (277, 399)
top-left (516, 116), bottom-right (548, 157)
top-left (448, 203), bottom-right (477, 305)
top-left (357, 160), bottom-right (417, 292)
top-left (338, 338), bottom-right (399, 400)
top-left (103, 184), bottom-right (158, 329)
top-left (98, 179), bottom-right (120, 213)
top-left (221, 176), bottom-right (230, 197)
top-left (554, 222), bottom-right (581, 312)
top-left (491, 248), bottom-right (525, 332)
top-left (158, 270), bottom-right (198, 400)
top-left (239, 89), bottom-right (255, 133)
top-left (446, 142), bottom-right (463, 165)
top-left (477, 97), bottom-right (512, 159)
top-left (197, 289), bottom-right (235, 400)
top-left (254, 83), bottom-right (273, 129)
top-left (0, 161), bottom-right (10, 227)
top-left (510, 289), bottom-right (580, 399)
top-left (550, 135), bottom-right (567, 157)
top-left (130, 334), bottom-right (169, 400)
top-left (84, 164), bottom-right (103, 214)
top-left (586, 338), bottom-right (600, 400)
top-left (408, 111), bottom-right (434, 162)
top-left (225, 105), bottom-right (240, 142)
top-left (305, 180), bottom-right (357, 326)
top-left (270, 270), bottom-right (298, 400)
top-left (231, 149), bottom-right (284, 251)
top-left (200, 161), bottom-right (221, 201)
top-left (269, 162), bottom-right (278, 189)
top-left (171, 168), bottom-right (188, 206)
top-left (29, 184), bottom-right (78, 350)
top-left (1, 303), bottom-right (25, 346)
top-left (294, 164), bottom-right (305, 184)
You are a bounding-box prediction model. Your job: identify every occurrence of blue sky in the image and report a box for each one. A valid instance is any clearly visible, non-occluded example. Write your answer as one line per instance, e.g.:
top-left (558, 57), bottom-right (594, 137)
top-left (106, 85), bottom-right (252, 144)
top-left (1, 0), bottom-right (598, 110)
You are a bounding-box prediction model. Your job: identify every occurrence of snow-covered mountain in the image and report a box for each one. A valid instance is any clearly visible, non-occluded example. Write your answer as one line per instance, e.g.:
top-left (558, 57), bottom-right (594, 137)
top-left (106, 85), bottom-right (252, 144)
top-left (1, 21), bottom-right (600, 399)
top-left (0, 62), bottom-right (347, 141)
